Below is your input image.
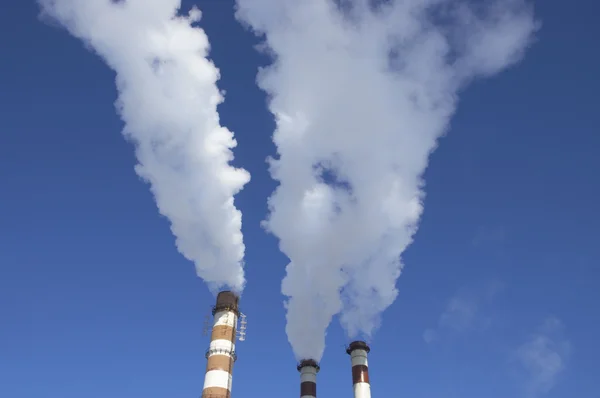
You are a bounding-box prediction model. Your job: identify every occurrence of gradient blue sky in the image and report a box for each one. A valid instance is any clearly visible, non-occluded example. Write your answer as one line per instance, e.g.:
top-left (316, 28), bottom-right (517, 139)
top-left (1, 1), bottom-right (598, 397)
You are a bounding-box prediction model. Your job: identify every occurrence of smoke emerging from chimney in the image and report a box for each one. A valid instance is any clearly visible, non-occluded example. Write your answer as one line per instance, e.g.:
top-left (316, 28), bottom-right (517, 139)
top-left (38, 0), bottom-right (250, 292)
top-left (235, 0), bottom-right (537, 360)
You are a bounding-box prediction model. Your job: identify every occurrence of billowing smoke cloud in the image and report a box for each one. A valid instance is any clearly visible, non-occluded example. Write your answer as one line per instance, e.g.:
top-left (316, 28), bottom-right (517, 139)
top-left (39, 0), bottom-right (250, 292)
top-left (236, 0), bottom-right (537, 360)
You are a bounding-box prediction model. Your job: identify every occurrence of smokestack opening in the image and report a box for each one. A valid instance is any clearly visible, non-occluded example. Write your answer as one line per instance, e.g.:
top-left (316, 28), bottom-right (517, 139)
top-left (346, 340), bottom-right (371, 355)
top-left (297, 359), bottom-right (321, 372)
top-left (213, 290), bottom-right (240, 316)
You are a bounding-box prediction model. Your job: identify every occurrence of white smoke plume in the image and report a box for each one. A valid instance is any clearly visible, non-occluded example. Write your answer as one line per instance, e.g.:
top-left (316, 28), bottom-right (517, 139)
top-left (236, 0), bottom-right (537, 360)
top-left (38, 0), bottom-right (250, 292)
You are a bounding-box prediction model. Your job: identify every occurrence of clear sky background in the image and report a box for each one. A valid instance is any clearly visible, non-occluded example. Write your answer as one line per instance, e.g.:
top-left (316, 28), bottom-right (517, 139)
top-left (1, 1), bottom-right (598, 397)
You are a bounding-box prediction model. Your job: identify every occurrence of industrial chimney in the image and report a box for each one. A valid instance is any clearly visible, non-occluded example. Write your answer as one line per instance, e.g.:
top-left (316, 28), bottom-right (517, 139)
top-left (346, 341), bottom-right (371, 398)
top-left (297, 359), bottom-right (320, 398)
top-left (201, 291), bottom-right (240, 398)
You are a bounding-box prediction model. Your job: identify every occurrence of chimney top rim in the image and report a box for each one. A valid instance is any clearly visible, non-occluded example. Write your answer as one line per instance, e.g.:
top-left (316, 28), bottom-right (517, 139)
top-left (346, 340), bottom-right (371, 355)
top-left (297, 359), bottom-right (321, 372)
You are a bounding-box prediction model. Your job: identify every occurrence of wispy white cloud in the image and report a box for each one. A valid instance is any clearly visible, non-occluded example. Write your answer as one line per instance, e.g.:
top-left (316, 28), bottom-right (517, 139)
top-left (439, 295), bottom-right (479, 331)
top-left (424, 283), bottom-right (501, 343)
top-left (472, 225), bottom-right (506, 248)
top-left (422, 328), bottom-right (438, 344)
top-left (424, 295), bottom-right (479, 343)
top-left (516, 317), bottom-right (571, 397)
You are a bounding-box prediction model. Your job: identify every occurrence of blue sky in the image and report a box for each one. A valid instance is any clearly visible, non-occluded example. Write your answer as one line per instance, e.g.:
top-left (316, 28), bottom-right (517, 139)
top-left (1, 0), bottom-right (598, 397)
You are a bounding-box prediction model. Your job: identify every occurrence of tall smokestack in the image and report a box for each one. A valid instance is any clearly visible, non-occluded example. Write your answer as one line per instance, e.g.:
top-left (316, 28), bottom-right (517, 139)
top-left (202, 291), bottom-right (240, 398)
top-left (346, 341), bottom-right (371, 398)
top-left (297, 359), bottom-right (320, 398)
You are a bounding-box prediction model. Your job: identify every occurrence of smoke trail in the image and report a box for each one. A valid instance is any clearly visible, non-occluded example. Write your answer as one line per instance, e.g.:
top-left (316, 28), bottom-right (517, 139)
top-left (39, 0), bottom-right (250, 292)
top-left (236, 0), bottom-right (537, 360)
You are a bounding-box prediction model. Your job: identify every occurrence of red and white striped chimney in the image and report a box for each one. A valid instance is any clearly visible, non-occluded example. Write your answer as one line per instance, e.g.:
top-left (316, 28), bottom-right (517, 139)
top-left (201, 291), bottom-right (240, 398)
top-left (346, 341), bottom-right (371, 398)
top-left (297, 359), bottom-right (320, 398)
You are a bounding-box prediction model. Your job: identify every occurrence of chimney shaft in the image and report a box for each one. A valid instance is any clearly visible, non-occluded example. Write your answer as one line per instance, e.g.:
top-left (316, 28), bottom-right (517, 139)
top-left (201, 291), bottom-right (240, 398)
top-left (297, 359), bottom-right (320, 398)
top-left (346, 341), bottom-right (371, 398)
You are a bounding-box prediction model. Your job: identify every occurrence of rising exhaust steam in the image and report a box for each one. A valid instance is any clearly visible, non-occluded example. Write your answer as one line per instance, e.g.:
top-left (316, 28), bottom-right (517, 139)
top-left (236, 0), bottom-right (537, 360)
top-left (39, 0), bottom-right (250, 292)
